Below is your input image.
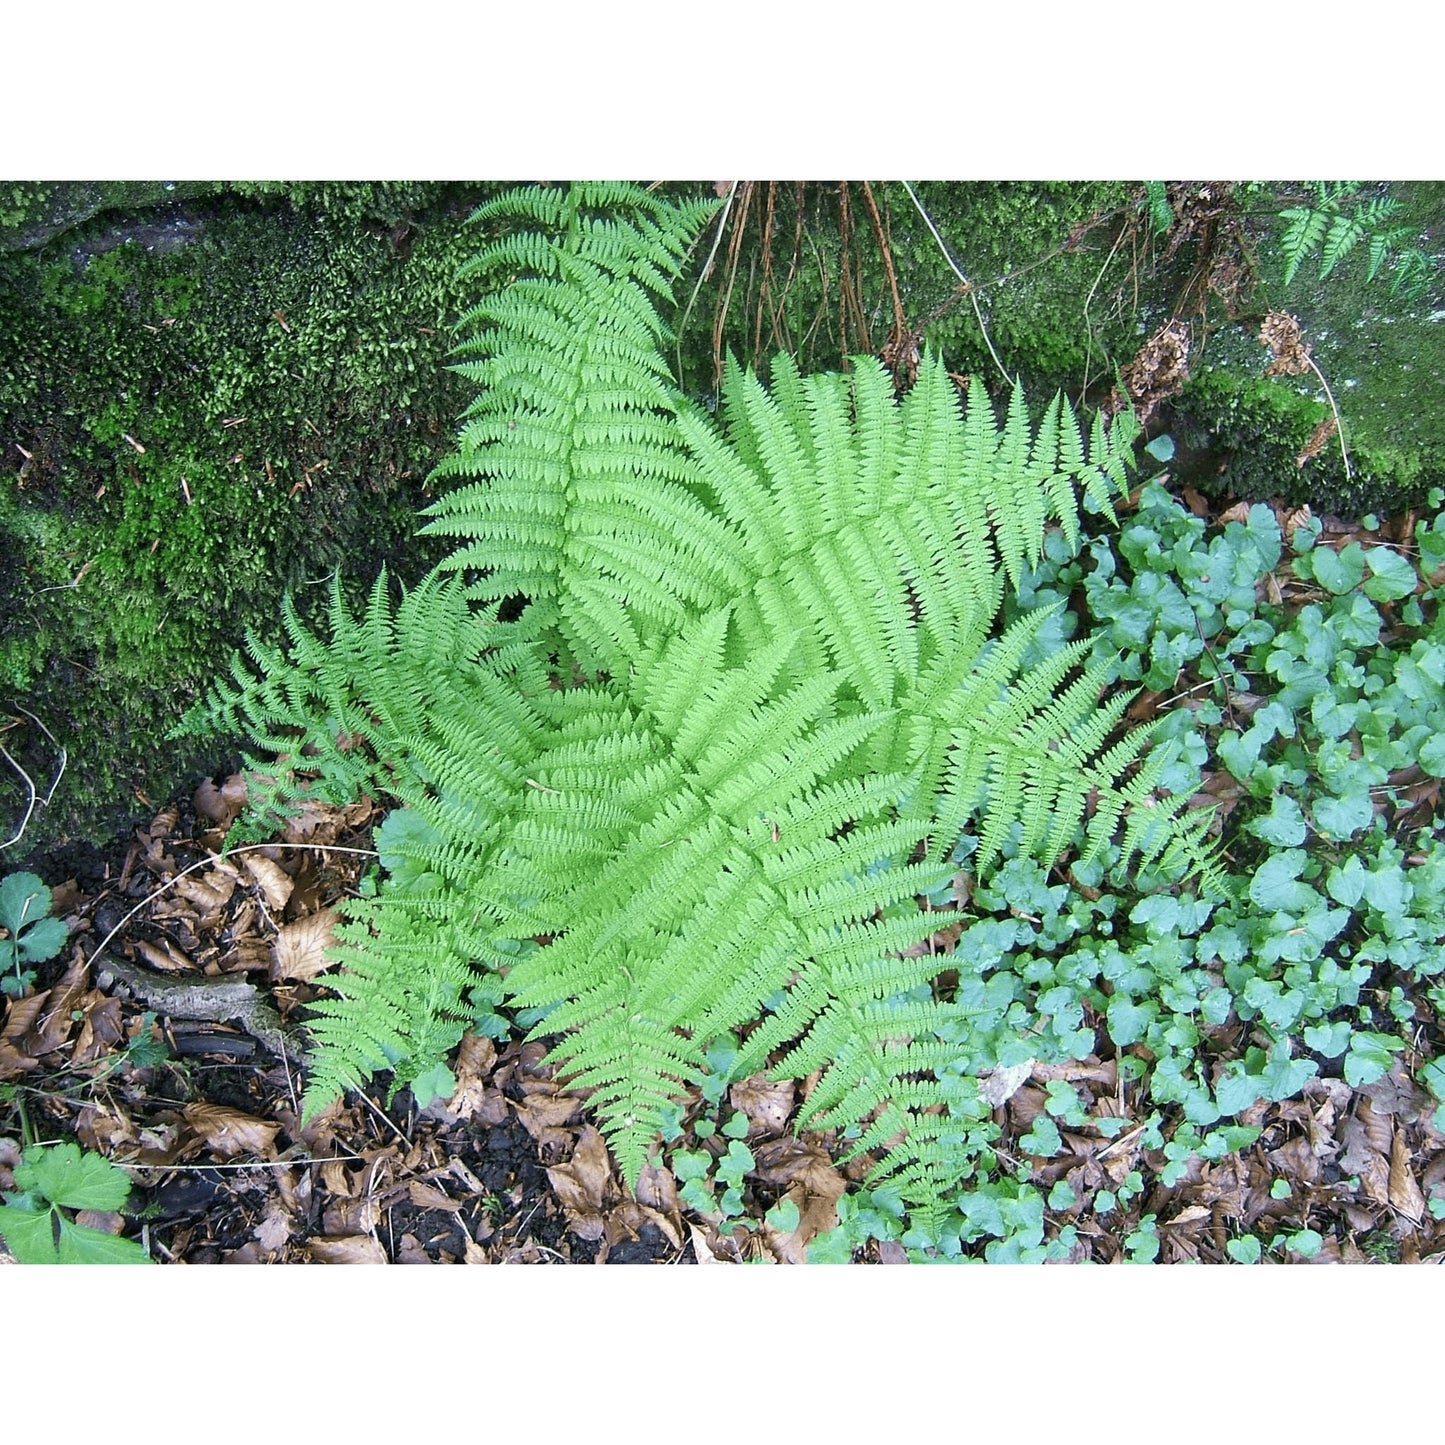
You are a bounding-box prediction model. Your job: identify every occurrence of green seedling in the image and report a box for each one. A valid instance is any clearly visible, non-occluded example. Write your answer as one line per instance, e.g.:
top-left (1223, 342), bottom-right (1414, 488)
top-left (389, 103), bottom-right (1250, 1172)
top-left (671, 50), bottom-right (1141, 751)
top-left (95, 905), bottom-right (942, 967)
top-left (0, 872), bottom-right (69, 997)
top-left (0, 1140), bottom-right (150, 1264)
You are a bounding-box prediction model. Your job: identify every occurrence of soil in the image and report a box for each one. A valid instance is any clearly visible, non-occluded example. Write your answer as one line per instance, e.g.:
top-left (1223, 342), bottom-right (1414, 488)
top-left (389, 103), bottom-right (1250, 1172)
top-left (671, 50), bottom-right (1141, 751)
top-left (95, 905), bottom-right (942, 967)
top-left (2, 784), bottom-right (695, 1265)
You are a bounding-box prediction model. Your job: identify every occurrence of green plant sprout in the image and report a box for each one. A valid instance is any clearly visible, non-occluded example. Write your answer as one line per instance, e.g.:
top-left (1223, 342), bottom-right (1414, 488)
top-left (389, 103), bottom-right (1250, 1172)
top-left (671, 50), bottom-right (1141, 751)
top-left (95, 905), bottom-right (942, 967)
top-left (0, 1140), bottom-right (150, 1264)
top-left (0, 871), bottom-right (68, 997)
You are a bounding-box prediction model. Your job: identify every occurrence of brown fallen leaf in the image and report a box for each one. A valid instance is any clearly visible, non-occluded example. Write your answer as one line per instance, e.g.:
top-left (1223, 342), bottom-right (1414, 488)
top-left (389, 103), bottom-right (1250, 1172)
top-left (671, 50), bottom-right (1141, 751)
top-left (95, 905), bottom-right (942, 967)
top-left (728, 1074), bottom-right (795, 1138)
top-left (751, 1136), bottom-right (847, 1246)
top-left (182, 1102), bottom-right (281, 1159)
top-left (1389, 1127), bottom-right (1427, 1227)
top-left (17, 956), bottom-right (90, 1059)
top-left (70, 991), bottom-right (125, 1065)
top-left (280, 797), bottom-right (374, 846)
top-left (74, 1209), bottom-right (124, 1236)
top-left (408, 1179), bottom-right (463, 1214)
top-left (607, 1200), bottom-right (683, 1253)
top-left (253, 1199), bottom-right (294, 1252)
top-left (980, 1058), bottom-right (1034, 1108)
top-left (194, 774), bottom-right (248, 831)
top-left (515, 1090), bottom-right (582, 1140)
top-left (134, 938), bottom-right (194, 974)
top-left (169, 872), bottom-right (237, 932)
top-left (547, 1126), bottom-right (617, 1239)
top-left (396, 1234), bottom-right (434, 1265)
top-left (0, 993), bottom-right (50, 1076)
top-left (242, 855), bottom-right (294, 913)
top-left (448, 1032), bottom-right (507, 1123)
top-left (309, 1234), bottom-right (387, 1265)
top-left (689, 1223), bottom-right (721, 1265)
top-left (270, 909), bottom-right (338, 982)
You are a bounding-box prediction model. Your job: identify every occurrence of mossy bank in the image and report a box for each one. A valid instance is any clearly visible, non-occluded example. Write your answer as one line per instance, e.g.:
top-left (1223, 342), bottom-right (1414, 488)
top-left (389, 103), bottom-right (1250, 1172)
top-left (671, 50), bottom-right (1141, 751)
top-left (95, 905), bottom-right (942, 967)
top-left (2, 180), bottom-right (1440, 857)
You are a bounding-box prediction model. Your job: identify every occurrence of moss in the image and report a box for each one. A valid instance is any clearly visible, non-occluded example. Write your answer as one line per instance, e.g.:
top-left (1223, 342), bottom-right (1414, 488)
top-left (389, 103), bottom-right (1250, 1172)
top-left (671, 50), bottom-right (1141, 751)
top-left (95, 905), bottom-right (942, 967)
top-left (1166, 180), bottom-right (1445, 514)
top-left (669, 181), bottom-right (1140, 395)
top-left (1172, 366), bottom-right (1442, 517)
top-left (909, 180), bottom-right (1138, 385)
top-left (1, 183), bottom-right (503, 850)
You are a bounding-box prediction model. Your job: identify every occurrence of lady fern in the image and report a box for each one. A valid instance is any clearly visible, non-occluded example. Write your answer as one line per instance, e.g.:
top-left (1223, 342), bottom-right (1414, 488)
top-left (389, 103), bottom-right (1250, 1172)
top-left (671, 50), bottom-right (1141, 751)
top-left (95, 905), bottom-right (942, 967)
top-left (179, 182), bottom-right (1224, 1227)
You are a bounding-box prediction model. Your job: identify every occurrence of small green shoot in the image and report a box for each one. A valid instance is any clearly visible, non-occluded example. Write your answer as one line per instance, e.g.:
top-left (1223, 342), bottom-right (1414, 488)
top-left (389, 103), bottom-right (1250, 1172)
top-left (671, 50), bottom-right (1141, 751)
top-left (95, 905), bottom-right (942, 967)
top-left (0, 872), bottom-right (69, 997)
top-left (0, 1140), bottom-right (150, 1264)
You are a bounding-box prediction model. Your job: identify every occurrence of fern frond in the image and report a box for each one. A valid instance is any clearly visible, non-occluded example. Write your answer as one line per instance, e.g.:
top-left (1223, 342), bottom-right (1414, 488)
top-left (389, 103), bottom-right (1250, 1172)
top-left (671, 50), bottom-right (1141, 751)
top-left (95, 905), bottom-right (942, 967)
top-left (193, 183), bottom-right (1229, 1228)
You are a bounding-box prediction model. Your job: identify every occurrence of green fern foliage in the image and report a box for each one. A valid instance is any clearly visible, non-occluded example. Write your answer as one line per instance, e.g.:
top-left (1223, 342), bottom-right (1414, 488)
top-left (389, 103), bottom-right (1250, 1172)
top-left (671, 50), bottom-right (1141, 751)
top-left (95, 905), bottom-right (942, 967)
top-left (179, 182), bottom-right (1225, 1226)
top-left (1278, 182), bottom-right (1432, 299)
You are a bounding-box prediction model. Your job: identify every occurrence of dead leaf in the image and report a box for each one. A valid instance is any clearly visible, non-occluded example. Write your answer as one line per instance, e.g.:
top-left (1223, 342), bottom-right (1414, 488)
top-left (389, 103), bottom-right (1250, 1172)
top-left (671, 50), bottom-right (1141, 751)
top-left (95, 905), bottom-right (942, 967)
top-left (0, 993), bottom-right (49, 1076)
top-left (134, 938), bottom-right (194, 973)
top-left (182, 1103), bottom-right (281, 1159)
top-left (689, 1223), bottom-right (721, 1264)
top-left (309, 1234), bottom-right (387, 1265)
top-left (635, 1160), bottom-right (680, 1216)
top-left (242, 855), bottom-right (294, 912)
top-left (546, 1126), bottom-right (616, 1238)
top-left (396, 1234), bottom-right (433, 1265)
top-left (193, 774), bottom-right (248, 831)
top-left (1389, 1128), bottom-right (1426, 1226)
top-left (253, 1199), bottom-right (294, 1252)
top-left (515, 1090), bottom-right (582, 1140)
top-left (607, 1200), bottom-right (683, 1253)
top-left (16, 956), bottom-right (90, 1059)
top-left (980, 1058), bottom-right (1035, 1108)
top-left (448, 1032), bottom-right (506, 1122)
top-left (280, 797), bottom-right (374, 846)
top-left (70, 992), bottom-right (125, 1064)
top-left (750, 1136), bottom-right (847, 1245)
top-left (408, 1180), bottom-right (462, 1214)
top-left (728, 1074), bottom-right (795, 1138)
top-left (270, 910), bottom-right (338, 982)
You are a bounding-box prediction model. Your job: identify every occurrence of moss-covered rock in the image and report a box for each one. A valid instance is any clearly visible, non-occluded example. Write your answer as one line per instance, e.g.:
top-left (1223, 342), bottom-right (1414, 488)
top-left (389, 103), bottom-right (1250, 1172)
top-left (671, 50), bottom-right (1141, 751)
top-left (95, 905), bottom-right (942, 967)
top-left (1, 183), bottom-right (502, 850)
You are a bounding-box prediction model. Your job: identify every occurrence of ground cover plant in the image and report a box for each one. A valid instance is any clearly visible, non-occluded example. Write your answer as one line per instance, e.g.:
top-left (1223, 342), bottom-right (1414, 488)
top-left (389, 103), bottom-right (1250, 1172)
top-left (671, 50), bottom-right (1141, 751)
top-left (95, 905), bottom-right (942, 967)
top-left (3, 180), bottom-right (1444, 1264)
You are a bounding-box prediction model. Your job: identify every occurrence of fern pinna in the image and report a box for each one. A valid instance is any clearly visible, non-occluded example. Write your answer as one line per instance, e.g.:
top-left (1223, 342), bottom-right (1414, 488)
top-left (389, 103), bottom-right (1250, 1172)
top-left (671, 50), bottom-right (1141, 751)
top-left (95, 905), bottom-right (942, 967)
top-left (179, 182), bottom-right (1224, 1231)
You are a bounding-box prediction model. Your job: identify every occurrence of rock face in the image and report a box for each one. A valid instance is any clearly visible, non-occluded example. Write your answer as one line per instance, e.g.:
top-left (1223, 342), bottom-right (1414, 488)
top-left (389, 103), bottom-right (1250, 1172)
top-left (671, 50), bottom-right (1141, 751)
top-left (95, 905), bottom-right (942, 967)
top-left (0, 182), bottom-right (222, 253)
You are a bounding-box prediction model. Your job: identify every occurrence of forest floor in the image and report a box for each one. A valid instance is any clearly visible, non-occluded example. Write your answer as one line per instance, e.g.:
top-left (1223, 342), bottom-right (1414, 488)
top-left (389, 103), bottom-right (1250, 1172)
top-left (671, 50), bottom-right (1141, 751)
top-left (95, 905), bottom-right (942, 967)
top-left (4, 772), bottom-right (1442, 1266)
top-left (4, 486), bottom-right (1445, 1266)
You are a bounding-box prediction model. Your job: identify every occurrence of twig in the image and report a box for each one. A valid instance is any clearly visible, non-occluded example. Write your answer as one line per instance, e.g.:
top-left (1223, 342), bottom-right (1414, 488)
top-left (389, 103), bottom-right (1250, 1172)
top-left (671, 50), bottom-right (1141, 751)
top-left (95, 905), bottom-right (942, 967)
top-left (1096, 1121), bottom-right (1147, 1160)
top-left (1303, 353), bottom-right (1353, 482)
top-left (898, 180), bottom-right (1013, 385)
top-left (0, 745), bottom-right (35, 851)
top-left (1080, 223), bottom-right (1129, 406)
top-left (676, 181), bottom-right (740, 388)
top-left (0, 708), bottom-right (68, 851)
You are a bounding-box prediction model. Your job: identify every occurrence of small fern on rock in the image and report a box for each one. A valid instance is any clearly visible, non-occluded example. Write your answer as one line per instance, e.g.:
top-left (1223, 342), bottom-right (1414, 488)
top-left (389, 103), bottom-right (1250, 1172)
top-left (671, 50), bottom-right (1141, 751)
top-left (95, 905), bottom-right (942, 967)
top-left (1278, 181), bottom-right (1433, 299)
top-left (178, 182), bottom-right (1225, 1227)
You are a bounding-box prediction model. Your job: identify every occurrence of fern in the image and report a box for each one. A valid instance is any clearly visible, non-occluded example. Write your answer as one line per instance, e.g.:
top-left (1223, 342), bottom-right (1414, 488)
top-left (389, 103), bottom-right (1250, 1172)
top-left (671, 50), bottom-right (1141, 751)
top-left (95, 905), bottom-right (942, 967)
top-left (1278, 182), bottom-right (1432, 299)
top-left (179, 182), bottom-right (1226, 1226)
